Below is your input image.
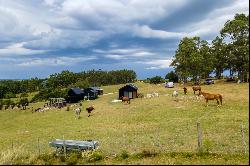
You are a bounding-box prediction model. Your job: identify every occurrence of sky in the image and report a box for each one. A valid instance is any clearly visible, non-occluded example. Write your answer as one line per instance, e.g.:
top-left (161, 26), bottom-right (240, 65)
top-left (0, 0), bottom-right (249, 80)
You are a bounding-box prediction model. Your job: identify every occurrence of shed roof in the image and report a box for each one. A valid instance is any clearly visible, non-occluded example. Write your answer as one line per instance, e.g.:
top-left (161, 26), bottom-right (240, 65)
top-left (70, 87), bottom-right (84, 95)
top-left (120, 84), bottom-right (138, 90)
top-left (89, 87), bottom-right (103, 91)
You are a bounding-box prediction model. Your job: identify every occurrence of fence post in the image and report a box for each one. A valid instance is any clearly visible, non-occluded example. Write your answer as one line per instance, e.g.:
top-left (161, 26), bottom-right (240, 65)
top-left (37, 138), bottom-right (40, 155)
top-left (197, 122), bottom-right (202, 151)
top-left (11, 140), bottom-right (13, 150)
top-left (63, 135), bottom-right (67, 158)
top-left (241, 124), bottom-right (247, 154)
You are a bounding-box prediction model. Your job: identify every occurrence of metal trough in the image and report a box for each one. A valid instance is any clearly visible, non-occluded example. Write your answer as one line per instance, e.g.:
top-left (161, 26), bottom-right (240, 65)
top-left (49, 139), bottom-right (99, 151)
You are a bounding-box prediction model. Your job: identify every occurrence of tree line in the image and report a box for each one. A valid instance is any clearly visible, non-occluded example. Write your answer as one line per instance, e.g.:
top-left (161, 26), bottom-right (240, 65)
top-left (0, 69), bottom-right (137, 102)
top-left (171, 13), bottom-right (249, 82)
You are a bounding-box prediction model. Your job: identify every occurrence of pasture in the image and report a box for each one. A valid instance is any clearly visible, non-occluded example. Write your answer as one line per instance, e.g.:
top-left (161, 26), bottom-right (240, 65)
top-left (0, 81), bottom-right (249, 164)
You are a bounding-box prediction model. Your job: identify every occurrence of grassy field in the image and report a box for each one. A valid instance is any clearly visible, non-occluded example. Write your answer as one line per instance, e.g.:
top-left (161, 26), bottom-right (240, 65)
top-left (0, 81), bottom-right (249, 164)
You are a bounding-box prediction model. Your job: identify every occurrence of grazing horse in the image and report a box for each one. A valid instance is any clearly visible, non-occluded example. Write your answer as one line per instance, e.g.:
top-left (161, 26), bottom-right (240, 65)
top-left (86, 106), bottom-right (94, 117)
top-left (199, 91), bottom-right (223, 107)
top-left (172, 90), bottom-right (178, 101)
top-left (192, 86), bottom-right (201, 95)
top-left (74, 107), bottom-right (81, 119)
top-left (120, 96), bottom-right (130, 104)
top-left (137, 93), bottom-right (144, 99)
top-left (183, 87), bottom-right (187, 95)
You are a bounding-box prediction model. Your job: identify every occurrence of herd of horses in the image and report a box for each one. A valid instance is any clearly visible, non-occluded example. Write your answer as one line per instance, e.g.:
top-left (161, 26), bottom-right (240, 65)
top-left (119, 85), bottom-right (223, 107)
top-left (72, 84), bottom-right (224, 119)
top-left (191, 86), bottom-right (223, 106)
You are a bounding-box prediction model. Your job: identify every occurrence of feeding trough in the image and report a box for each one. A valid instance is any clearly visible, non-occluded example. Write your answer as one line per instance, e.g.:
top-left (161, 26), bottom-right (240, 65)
top-left (49, 139), bottom-right (99, 153)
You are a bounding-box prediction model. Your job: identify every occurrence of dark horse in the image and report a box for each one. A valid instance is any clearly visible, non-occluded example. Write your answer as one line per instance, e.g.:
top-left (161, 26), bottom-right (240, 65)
top-left (120, 96), bottom-right (130, 104)
top-left (183, 87), bottom-right (187, 95)
top-left (86, 106), bottom-right (94, 117)
top-left (199, 91), bottom-right (223, 106)
top-left (192, 86), bottom-right (201, 95)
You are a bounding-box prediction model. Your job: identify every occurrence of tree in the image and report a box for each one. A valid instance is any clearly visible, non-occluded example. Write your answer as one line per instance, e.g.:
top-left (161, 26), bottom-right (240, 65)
top-left (149, 76), bottom-right (164, 84)
top-left (165, 71), bottom-right (179, 82)
top-left (171, 37), bottom-right (211, 82)
top-left (210, 36), bottom-right (228, 79)
top-left (221, 13), bottom-right (249, 82)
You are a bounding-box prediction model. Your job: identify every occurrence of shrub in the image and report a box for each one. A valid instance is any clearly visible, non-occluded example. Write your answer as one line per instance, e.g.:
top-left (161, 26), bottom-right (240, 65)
top-left (4, 92), bottom-right (16, 99)
top-left (82, 150), bottom-right (104, 162)
top-left (134, 149), bottom-right (158, 159)
top-left (20, 93), bottom-right (28, 98)
top-left (120, 150), bottom-right (129, 159)
top-left (66, 152), bottom-right (81, 165)
top-left (149, 76), bottom-right (164, 84)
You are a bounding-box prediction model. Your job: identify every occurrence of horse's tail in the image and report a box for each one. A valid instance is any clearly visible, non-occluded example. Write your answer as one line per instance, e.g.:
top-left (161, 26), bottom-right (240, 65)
top-left (219, 95), bottom-right (223, 105)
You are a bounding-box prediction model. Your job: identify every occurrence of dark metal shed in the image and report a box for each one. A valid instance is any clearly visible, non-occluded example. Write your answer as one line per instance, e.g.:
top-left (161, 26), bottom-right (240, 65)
top-left (67, 87), bottom-right (84, 103)
top-left (118, 84), bottom-right (138, 99)
top-left (84, 88), bottom-right (98, 100)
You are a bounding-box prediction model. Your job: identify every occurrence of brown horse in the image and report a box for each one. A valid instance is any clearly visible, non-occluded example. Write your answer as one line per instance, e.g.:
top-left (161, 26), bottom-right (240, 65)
top-left (192, 86), bottom-right (201, 95)
top-left (183, 87), bottom-right (187, 95)
top-left (120, 96), bottom-right (130, 104)
top-left (199, 91), bottom-right (223, 106)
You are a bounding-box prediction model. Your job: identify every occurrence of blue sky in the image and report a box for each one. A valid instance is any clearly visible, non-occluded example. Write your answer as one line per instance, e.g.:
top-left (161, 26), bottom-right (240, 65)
top-left (0, 0), bottom-right (249, 79)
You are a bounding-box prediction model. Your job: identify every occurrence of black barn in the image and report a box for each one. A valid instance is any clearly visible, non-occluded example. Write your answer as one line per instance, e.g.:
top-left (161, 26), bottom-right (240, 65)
top-left (119, 84), bottom-right (138, 99)
top-left (89, 87), bottom-right (103, 95)
top-left (83, 88), bottom-right (98, 100)
top-left (67, 87), bottom-right (84, 103)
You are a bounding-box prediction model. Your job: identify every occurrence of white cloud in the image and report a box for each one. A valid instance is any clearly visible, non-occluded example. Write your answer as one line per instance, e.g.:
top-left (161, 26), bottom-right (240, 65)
top-left (105, 54), bottom-right (127, 60)
top-left (132, 24), bottom-right (187, 39)
top-left (186, 0), bottom-right (249, 38)
top-left (136, 59), bottom-right (173, 69)
top-left (17, 56), bottom-right (96, 66)
top-left (0, 43), bottom-right (46, 56)
top-left (94, 48), bottom-right (156, 60)
top-left (24, 29), bottom-right (105, 50)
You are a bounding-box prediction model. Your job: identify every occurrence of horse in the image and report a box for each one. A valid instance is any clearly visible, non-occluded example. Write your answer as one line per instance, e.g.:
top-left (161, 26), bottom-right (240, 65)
top-left (74, 107), bottom-right (81, 119)
top-left (199, 91), bottom-right (223, 107)
top-left (192, 86), bottom-right (201, 95)
top-left (152, 92), bottom-right (159, 97)
top-left (86, 106), bottom-right (94, 117)
top-left (120, 96), bottom-right (130, 104)
top-left (137, 93), bottom-right (144, 99)
top-left (172, 90), bottom-right (178, 101)
top-left (183, 87), bottom-right (187, 95)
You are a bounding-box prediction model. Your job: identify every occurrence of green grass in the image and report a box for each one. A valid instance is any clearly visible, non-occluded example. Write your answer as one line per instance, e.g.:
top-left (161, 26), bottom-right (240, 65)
top-left (0, 81), bottom-right (249, 164)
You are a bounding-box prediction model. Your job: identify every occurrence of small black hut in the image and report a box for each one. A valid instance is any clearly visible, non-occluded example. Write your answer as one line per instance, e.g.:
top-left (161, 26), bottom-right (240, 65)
top-left (119, 84), bottom-right (138, 99)
top-left (89, 87), bottom-right (103, 95)
top-left (83, 88), bottom-right (98, 100)
top-left (67, 87), bottom-right (84, 103)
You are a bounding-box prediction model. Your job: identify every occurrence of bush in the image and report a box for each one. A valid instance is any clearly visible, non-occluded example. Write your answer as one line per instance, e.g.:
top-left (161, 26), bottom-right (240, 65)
top-left (4, 92), bottom-right (16, 99)
top-left (82, 150), bottom-right (104, 162)
top-left (165, 71), bottom-right (179, 83)
top-left (120, 150), bottom-right (129, 159)
top-left (20, 93), bottom-right (28, 98)
top-left (149, 76), bottom-right (164, 84)
top-left (66, 152), bottom-right (81, 165)
top-left (134, 149), bottom-right (158, 159)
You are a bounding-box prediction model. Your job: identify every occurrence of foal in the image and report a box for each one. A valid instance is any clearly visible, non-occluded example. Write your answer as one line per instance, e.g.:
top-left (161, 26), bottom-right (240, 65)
top-left (192, 86), bottom-right (201, 95)
top-left (199, 91), bottom-right (223, 107)
top-left (120, 96), bottom-right (130, 104)
top-left (183, 87), bottom-right (187, 95)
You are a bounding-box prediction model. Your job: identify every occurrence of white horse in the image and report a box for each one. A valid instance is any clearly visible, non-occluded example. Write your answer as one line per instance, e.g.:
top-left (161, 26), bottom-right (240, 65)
top-left (74, 107), bottom-right (81, 119)
top-left (152, 92), bottom-right (159, 97)
top-left (172, 90), bottom-right (178, 101)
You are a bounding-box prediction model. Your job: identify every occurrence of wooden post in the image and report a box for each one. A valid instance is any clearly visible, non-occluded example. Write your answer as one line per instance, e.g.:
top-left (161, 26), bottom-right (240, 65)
top-left (11, 141), bottom-right (13, 150)
top-left (197, 122), bottom-right (202, 151)
top-left (241, 124), bottom-right (247, 154)
top-left (37, 138), bottom-right (40, 155)
top-left (63, 135), bottom-right (67, 158)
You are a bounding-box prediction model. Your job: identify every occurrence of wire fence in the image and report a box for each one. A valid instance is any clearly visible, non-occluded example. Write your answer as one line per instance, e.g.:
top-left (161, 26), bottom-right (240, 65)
top-left (0, 122), bottom-right (248, 157)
